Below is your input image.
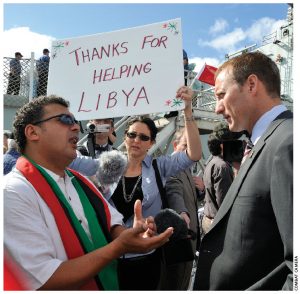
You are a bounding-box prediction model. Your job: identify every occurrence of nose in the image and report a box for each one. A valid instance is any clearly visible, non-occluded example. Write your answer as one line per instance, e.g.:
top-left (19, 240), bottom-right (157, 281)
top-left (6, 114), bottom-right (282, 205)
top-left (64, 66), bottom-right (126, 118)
top-left (133, 136), bottom-right (142, 142)
top-left (215, 100), bottom-right (224, 114)
top-left (71, 122), bottom-right (80, 133)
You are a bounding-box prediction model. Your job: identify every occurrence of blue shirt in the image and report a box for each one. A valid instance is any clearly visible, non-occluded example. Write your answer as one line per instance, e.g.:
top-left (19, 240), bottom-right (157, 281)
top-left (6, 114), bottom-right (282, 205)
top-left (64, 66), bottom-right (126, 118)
top-left (4, 149), bottom-right (21, 175)
top-left (10, 59), bottom-right (22, 76)
top-left (37, 55), bottom-right (50, 73)
top-left (106, 151), bottom-right (195, 227)
top-left (68, 155), bottom-right (99, 176)
top-left (251, 104), bottom-right (287, 145)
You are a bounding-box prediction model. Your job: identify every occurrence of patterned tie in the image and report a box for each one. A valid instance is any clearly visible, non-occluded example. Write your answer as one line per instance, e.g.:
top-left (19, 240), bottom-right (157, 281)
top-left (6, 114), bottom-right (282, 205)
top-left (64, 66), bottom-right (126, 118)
top-left (241, 139), bottom-right (254, 165)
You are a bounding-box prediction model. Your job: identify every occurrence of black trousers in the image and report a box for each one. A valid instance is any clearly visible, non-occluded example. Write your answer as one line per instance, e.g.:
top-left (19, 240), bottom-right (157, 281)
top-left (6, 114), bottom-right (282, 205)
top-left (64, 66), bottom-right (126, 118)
top-left (7, 74), bottom-right (20, 95)
top-left (118, 249), bottom-right (161, 290)
top-left (37, 73), bottom-right (48, 97)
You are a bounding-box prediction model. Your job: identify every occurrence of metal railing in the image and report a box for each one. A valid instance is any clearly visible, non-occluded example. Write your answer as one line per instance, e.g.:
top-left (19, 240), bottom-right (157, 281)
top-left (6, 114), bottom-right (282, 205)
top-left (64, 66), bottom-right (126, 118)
top-left (3, 53), bottom-right (49, 101)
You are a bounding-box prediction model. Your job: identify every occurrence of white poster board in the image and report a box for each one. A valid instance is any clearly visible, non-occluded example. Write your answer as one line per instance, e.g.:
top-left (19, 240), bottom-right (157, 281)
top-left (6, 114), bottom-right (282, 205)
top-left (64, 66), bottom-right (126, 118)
top-left (47, 19), bottom-right (184, 120)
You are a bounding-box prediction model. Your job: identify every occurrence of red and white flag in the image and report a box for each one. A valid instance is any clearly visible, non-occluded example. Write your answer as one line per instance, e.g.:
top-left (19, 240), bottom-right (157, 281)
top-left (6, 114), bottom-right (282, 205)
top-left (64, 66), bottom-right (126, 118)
top-left (195, 63), bottom-right (218, 86)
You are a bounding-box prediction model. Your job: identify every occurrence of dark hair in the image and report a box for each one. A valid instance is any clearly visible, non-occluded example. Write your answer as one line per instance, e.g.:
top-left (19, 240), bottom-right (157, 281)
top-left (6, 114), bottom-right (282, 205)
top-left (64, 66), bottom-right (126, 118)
top-left (207, 133), bottom-right (222, 156)
top-left (124, 116), bottom-right (158, 141)
top-left (13, 95), bottom-right (69, 153)
top-left (213, 122), bottom-right (243, 141)
top-left (216, 51), bottom-right (281, 98)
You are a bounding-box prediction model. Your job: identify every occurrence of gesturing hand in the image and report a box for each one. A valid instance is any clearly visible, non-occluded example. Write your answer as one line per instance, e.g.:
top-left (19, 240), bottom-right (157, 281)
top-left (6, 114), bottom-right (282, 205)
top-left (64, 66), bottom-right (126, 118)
top-left (116, 200), bottom-right (173, 254)
top-left (133, 200), bottom-right (156, 238)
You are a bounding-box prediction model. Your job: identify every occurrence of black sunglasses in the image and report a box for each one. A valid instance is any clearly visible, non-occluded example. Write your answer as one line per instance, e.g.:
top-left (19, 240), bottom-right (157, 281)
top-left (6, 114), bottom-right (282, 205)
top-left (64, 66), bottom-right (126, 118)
top-left (32, 114), bottom-right (79, 126)
top-left (126, 131), bottom-right (151, 142)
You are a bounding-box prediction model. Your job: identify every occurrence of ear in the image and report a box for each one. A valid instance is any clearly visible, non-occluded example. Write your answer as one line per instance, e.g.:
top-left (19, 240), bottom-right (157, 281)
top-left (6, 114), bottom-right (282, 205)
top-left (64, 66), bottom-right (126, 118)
top-left (247, 74), bottom-right (258, 94)
top-left (173, 141), bottom-right (178, 151)
top-left (24, 124), bottom-right (40, 143)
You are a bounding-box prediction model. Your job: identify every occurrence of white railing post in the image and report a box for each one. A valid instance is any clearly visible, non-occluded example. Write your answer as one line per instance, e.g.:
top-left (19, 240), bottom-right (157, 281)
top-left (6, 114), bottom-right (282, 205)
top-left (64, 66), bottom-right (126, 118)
top-left (29, 52), bottom-right (35, 101)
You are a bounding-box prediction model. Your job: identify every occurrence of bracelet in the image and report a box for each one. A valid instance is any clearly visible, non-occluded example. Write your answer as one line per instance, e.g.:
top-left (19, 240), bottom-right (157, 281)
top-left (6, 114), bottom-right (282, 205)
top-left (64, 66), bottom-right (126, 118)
top-left (184, 116), bottom-right (194, 122)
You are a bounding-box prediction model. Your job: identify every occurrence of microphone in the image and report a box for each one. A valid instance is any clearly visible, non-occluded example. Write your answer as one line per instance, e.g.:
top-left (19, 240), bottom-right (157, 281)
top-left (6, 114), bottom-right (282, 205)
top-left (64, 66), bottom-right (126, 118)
top-left (154, 208), bottom-right (188, 241)
top-left (96, 150), bottom-right (128, 185)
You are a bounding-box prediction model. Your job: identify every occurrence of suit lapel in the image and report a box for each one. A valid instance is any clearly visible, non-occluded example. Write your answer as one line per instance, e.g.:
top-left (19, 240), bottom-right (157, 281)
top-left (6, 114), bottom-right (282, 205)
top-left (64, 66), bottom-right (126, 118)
top-left (208, 112), bottom-right (292, 231)
top-left (185, 169), bottom-right (197, 202)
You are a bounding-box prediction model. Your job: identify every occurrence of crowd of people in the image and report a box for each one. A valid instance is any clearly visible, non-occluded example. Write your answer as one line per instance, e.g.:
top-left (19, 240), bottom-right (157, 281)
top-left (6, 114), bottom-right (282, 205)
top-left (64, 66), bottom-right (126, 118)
top-left (3, 51), bottom-right (293, 290)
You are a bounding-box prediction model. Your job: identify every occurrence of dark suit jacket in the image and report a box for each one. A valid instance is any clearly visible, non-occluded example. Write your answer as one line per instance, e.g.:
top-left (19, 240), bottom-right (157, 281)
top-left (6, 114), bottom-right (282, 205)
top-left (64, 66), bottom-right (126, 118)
top-left (161, 169), bottom-right (199, 290)
top-left (203, 155), bottom-right (233, 218)
top-left (194, 111), bottom-right (293, 290)
top-left (166, 168), bottom-right (199, 252)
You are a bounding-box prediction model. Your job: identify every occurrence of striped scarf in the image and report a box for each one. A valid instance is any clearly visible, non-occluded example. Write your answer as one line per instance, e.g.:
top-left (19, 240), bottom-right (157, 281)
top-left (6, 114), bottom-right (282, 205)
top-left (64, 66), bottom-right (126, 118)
top-left (16, 156), bottom-right (119, 290)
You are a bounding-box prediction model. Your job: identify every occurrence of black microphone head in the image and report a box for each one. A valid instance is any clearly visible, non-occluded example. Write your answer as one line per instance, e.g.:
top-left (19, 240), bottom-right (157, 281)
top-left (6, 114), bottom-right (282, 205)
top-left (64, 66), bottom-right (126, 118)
top-left (154, 208), bottom-right (188, 241)
top-left (96, 150), bottom-right (128, 185)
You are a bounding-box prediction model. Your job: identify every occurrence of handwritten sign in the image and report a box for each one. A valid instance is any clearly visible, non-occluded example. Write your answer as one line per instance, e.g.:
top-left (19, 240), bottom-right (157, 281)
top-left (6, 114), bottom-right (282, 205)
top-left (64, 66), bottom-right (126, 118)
top-left (47, 19), bottom-right (184, 120)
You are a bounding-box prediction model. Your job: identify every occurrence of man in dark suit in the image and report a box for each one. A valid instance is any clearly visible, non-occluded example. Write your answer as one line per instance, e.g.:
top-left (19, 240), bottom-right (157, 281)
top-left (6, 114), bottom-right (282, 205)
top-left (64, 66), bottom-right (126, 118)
top-left (193, 51), bottom-right (293, 290)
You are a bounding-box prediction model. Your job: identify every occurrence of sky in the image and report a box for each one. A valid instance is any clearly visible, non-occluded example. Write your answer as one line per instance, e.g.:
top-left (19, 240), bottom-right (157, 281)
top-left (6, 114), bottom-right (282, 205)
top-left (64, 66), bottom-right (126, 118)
top-left (3, 2), bottom-right (291, 72)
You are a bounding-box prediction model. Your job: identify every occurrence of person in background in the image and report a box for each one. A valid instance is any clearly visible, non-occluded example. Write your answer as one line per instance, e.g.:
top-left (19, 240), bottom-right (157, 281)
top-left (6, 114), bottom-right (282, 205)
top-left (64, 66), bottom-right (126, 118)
top-left (4, 95), bottom-right (173, 290)
top-left (3, 139), bottom-right (21, 175)
top-left (104, 86), bottom-right (202, 290)
top-left (7, 52), bottom-right (23, 95)
top-left (78, 118), bottom-right (116, 157)
top-left (77, 117), bottom-right (117, 191)
top-left (194, 51), bottom-right (293, 290)
top-left (36, 48), bottom-right (50, 97)
top-left (201, 132), bottom-right (234, 234)
top-left (183, 49), bottom-right (189, 86)
top-left (3, 130), bottom-right (12, 154)
top-left (160, 127), bottom-right (201, 290)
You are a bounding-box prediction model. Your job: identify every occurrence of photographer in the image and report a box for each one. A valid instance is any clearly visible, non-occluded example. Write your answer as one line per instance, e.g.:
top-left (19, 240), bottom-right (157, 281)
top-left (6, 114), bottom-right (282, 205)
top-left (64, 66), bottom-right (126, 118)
top-left (78, 118), bottom-right (116, 158)
top-left (202, 123), bottom-right (243, 234)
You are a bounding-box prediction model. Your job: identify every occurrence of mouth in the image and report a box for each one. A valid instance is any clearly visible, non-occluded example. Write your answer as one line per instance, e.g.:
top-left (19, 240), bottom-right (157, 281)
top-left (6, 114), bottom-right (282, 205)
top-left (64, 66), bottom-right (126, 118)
top-left (130, 145), bottom-right (140, 151)
top-left (224, 115), bottom-right (231, 123)
top-left (69, 136), bottom-right (79, 146)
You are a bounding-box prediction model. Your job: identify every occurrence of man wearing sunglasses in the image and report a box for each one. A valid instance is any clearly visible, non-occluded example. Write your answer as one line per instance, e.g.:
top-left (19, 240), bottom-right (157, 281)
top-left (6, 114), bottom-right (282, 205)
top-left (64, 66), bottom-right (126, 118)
top-left (3, 95), bottom-right (173, 290)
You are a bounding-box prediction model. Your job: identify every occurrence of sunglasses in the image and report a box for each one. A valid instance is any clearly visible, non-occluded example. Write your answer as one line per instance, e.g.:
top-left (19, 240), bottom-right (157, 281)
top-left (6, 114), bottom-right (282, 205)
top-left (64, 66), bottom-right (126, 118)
top-left (32, 114), bottom-right (79, 126)
top-left (126, 131), bottom-right (151, 142)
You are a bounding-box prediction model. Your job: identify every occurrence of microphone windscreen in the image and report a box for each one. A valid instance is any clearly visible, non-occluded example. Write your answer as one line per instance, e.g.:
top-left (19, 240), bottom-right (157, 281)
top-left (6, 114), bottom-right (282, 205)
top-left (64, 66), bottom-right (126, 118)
top-left (154, 208), bottom-right (188, 241)
top-left (96, 150), bottom-right (128, 185)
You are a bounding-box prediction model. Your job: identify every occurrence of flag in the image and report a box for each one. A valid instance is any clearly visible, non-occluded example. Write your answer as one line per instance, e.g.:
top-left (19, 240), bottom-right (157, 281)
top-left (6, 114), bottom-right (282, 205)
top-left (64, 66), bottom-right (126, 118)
top-left (196, 63), bottom-right (218, 86)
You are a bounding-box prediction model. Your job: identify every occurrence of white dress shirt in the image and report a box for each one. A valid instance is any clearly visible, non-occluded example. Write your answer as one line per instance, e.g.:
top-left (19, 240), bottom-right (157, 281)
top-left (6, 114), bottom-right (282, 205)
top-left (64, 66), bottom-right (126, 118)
top-left (4, 167), bottom-right (123, 290)
top-left (251, 104), bottom-right (287, 145)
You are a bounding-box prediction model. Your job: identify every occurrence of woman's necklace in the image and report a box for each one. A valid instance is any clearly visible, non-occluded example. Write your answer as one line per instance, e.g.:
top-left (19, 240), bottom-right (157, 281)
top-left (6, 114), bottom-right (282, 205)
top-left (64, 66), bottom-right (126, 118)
top-left (122, 175), bottom-right (142, 203)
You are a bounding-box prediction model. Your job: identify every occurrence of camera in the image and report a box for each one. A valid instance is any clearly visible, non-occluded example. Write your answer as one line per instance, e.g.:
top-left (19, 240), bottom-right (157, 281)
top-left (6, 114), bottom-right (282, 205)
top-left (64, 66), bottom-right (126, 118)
top-left (86, 123), bottom-right (110, 133)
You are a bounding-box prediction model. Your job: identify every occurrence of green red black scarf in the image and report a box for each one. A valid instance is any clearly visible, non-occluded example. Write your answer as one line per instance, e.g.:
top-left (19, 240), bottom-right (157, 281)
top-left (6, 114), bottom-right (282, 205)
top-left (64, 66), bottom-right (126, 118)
top-left (16, 156), bottom-right (119, 290)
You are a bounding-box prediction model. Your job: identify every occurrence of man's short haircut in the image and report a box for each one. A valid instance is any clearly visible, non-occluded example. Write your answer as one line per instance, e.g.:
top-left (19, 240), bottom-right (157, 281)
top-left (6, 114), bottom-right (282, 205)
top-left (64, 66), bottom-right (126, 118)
top-left (216, 51), bottom-right (281, 98)
top-left (207, 133), bottom-right (222, 156)
top-left (13, 95), bottom-right (69, 153)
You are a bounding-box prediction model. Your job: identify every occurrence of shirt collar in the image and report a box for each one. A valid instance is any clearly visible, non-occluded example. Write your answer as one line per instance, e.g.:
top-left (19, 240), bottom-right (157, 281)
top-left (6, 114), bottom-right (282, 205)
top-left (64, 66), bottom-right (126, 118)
top-left (40, 166), bottom-right (67, 184)
top-left (251, 104), bottom-right (287, 145)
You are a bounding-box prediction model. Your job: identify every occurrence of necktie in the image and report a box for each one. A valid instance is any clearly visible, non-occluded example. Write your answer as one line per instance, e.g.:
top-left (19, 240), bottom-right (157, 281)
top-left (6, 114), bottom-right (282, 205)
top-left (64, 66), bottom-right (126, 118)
top-left (241, 139), bottom-right (254, 165)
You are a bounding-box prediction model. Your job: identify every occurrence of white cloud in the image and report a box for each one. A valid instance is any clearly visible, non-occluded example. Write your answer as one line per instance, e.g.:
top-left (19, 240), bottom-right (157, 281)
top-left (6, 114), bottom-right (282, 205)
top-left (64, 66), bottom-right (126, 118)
top-left (3, 27), bottom-right (55, 59)
top-left (209, 18), bottom-right (228, 34)
top-left (246, 17), bottom-right (287, 43)
top-left (201, 28), bottom-right (246, 53)
top-left (198, 16), bottom-right (287, 55)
